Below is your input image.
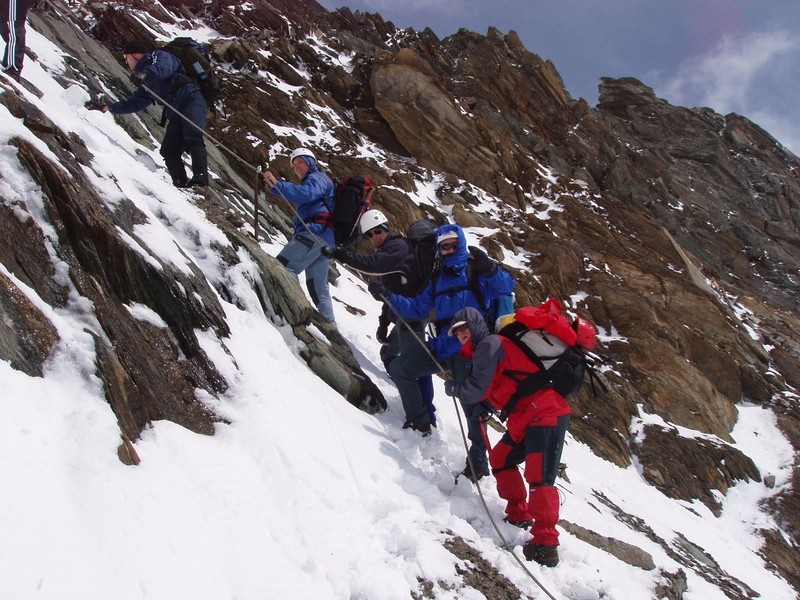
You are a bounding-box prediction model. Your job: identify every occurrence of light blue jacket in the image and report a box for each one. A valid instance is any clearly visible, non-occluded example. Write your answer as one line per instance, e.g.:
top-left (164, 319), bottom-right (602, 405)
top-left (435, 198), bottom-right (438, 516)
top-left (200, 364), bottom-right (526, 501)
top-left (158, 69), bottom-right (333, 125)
top-left (272, 157), bottom-right (335, 244)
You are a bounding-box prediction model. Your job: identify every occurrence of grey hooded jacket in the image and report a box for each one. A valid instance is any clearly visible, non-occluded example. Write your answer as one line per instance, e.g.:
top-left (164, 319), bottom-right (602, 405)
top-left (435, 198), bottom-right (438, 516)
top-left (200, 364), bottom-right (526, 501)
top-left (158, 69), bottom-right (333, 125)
top-left (451, 306), bottom-right (507, 406)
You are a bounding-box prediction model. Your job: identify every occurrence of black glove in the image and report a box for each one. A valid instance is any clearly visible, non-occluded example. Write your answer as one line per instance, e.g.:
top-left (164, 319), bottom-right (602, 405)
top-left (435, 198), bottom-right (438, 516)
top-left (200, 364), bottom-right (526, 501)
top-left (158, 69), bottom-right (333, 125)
top-left (475, 400), bottom-right (493, 419)
top-left (444, 380), bottom-right (456, 396)
top-left (129, 71), bottom-right (145, 83)
top-left (320, 245), bottom-right (337, 258)
top-left (84, 100), bottom-right (108, 112)
top-left (368, 281), bottom-right (388, 301)
top-left (375, 319), bottom-right (389, 344)
top-left (469, 246), bottom-right (497, 275)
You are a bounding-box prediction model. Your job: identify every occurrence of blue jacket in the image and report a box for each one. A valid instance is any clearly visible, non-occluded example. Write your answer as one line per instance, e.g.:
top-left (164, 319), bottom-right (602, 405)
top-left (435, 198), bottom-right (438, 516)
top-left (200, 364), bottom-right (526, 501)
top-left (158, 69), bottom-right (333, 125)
top-left (389, 224), bottom-right (515, 360)
top-left (109, 50), bottom-right (203, 120)
top-left (271, 157), bottom-right (335, 244)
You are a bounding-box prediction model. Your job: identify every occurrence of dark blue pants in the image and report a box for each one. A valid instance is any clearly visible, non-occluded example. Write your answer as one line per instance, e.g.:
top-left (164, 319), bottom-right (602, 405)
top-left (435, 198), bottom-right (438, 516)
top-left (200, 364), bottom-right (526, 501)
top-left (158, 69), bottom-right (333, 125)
top-left (462, 400), bottom-right (489, 472)
top-left (1, 0), bottom-right (35, 74)
top-left (381, 322), bottom-right (435, 422)
top-left (449, 358), bottom-right (489, 471)
top-left (161, 92), bottom-right (209, 186)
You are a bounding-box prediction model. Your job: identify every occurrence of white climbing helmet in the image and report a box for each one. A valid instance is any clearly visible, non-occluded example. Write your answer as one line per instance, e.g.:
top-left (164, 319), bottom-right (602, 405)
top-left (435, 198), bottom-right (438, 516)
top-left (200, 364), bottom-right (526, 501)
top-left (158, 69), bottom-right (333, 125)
top-left (359, 209), bottom-right (389, 234)
top-left (289, 147), bottom-right (315, 163)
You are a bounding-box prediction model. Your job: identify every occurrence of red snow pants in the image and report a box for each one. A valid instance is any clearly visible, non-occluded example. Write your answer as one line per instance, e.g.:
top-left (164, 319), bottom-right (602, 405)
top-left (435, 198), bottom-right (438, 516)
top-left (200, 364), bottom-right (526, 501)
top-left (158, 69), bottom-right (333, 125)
top-left (489, 414), bottom-right (570, 545)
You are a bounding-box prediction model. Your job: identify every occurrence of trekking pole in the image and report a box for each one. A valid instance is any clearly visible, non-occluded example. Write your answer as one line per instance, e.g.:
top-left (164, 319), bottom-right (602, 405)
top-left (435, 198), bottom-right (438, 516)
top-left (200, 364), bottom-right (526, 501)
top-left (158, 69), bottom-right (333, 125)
top-left (478, 414), bottom-right (493, 453)
top-left (254, 165), bottom-right (263, 241)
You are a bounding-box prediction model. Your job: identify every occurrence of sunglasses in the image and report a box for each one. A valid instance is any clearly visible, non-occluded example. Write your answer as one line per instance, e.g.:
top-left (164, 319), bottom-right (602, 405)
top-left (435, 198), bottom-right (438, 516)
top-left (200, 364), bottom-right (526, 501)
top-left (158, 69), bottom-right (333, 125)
top-left (438, 241), bottom-right (458, 252)
top-left (365, 227), bottom-right (387, 239)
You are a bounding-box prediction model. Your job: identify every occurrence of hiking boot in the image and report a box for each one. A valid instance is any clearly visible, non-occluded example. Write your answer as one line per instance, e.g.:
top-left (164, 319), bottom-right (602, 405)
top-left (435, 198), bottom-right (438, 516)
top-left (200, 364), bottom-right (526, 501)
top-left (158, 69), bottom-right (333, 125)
top-left (522, 543), bottom-right (559, 567)
top-left (460, 463), bottom-right (490, 483)
top-left (503, 517), bottom-right (534, 529)
top-left (404, 420), bottom-right (431, 437)
top-left (2, 67), bottom-right (21, 82)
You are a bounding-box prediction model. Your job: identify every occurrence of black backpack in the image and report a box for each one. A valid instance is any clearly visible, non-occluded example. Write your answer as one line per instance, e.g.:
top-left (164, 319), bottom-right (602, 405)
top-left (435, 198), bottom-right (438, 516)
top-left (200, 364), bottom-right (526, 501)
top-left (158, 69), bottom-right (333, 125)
top-left (406, 219), bottom-right (438, 294)
top-left (163, 37), bottom-right (221, 105)
top-left (332, 176), bottom-right (374, 247)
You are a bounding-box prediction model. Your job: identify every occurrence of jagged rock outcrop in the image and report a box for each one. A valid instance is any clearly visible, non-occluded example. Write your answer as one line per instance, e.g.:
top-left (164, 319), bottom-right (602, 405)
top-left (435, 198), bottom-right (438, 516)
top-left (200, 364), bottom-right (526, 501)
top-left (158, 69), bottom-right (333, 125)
top-left (576, 77), bottom-right (800, 315)
top-left (370, 47), bottom-right (502, 189)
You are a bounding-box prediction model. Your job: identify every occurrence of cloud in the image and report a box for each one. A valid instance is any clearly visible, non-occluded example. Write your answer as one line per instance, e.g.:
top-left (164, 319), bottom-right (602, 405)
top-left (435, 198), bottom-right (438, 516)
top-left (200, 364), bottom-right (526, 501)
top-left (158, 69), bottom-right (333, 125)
top-left (657, 29), bottom-right (800, 152)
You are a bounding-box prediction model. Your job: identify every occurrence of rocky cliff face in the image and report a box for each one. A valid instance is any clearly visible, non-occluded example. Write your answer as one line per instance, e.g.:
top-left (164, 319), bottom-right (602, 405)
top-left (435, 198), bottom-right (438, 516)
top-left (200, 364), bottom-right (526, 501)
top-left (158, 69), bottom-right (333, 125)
top-left (2, 0), bottom-right (798, 596)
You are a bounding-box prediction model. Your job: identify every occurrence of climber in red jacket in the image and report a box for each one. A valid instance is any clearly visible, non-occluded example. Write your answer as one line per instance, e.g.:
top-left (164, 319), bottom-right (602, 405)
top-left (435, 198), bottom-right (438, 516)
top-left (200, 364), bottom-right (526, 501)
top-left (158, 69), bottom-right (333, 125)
top-left (448, 301), bottom-right (578, 567)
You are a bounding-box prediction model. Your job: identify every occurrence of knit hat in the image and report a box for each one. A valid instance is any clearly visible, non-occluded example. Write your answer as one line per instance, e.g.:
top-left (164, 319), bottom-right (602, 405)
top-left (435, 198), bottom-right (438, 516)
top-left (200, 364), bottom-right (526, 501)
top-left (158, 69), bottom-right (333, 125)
top-left (436, 230), bottom-right (458, 245)
top-left (122, 40), bottom-right (148, 55)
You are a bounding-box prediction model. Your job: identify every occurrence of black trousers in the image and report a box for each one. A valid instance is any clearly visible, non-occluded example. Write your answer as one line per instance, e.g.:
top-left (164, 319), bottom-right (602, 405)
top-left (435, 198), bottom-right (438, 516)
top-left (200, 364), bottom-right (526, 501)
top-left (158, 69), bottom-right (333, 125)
top-left (160, 91), bottom-right (209, 186)
top-left (1, 0), bottom-right (35, 73)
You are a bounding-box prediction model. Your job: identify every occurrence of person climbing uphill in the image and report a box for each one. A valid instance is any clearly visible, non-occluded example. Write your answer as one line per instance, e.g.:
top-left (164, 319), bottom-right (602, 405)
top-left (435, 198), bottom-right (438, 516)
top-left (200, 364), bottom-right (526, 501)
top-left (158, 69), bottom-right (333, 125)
top-left (370, 223), bottom-right (514, 437)
top-left (322, 210), bottom-right (436, 422)
top-left (264, 148), bottom-right (336, 323)
top-left (448, 302), bottom-right (586, 567)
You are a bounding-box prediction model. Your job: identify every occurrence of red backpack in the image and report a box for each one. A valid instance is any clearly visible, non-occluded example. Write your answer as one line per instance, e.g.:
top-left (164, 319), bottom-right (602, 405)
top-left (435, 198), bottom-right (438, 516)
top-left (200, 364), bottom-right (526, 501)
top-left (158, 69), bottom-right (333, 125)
top-left (496, 298), bottom-right (601, 418)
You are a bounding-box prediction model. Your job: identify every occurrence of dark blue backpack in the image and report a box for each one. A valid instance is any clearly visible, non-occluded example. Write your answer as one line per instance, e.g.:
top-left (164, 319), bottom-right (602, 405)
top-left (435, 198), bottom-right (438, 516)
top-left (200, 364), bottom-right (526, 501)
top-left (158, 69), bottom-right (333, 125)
top-left (163, 37), bottom-right (221, 104)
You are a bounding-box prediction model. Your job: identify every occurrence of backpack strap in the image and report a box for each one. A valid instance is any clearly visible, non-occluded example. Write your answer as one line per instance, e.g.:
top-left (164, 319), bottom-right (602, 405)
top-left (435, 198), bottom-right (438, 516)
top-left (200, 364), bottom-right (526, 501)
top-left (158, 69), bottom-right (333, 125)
top-left (466, 258), bottom-right (486, 311)
top-left (496, 323), bottom-right (560, 420)
top-left (582, 354), bottom-right (609, 397)
top-left (308, 212), bottom-right (335, 228)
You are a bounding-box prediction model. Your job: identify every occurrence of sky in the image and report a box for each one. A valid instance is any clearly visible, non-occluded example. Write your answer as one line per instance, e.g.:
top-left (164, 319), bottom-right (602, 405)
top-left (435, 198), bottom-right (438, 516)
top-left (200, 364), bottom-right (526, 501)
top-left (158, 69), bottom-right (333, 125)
top-left (317, 0), bottom-right (800, 154)
top-left (0, 16), bottom-right (798, 600)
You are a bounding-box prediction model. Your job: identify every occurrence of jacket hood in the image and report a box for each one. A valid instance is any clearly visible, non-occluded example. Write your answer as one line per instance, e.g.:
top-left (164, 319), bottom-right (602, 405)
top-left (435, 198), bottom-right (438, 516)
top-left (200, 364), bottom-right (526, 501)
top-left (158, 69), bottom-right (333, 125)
top-left (450, 306), bottom-right (489, 345)
top-left (301, 156), bottom-right (318, 173)
top-left (436, 223), bottom-right (469, 271)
